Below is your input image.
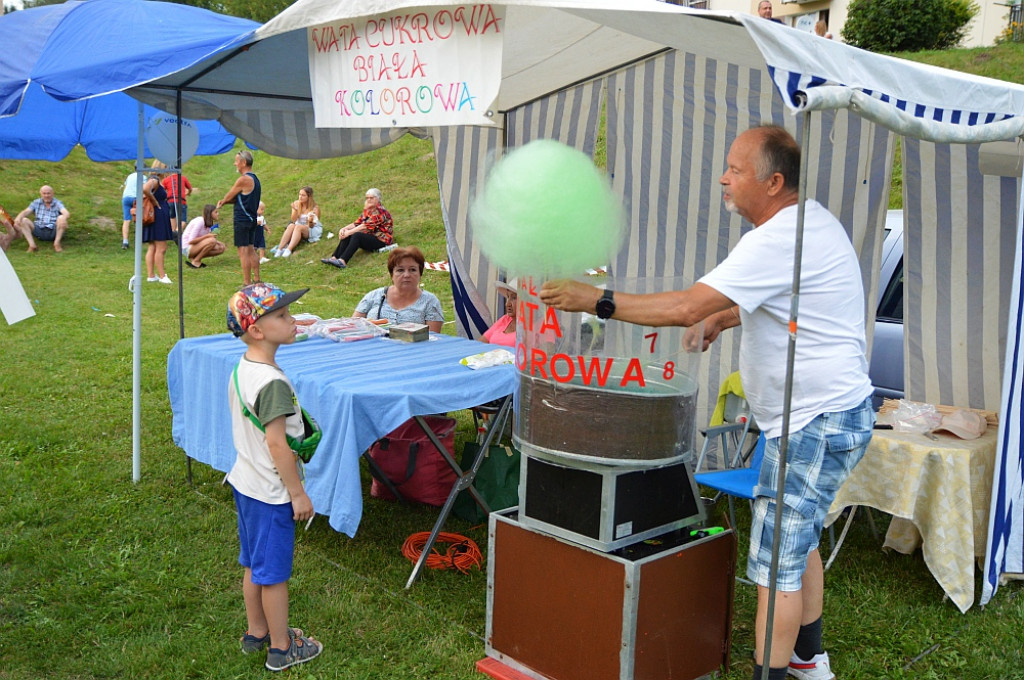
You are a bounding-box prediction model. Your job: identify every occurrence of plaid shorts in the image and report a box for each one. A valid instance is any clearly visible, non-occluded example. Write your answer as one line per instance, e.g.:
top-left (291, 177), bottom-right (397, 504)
top-left (747, 397), bottom-right (874, 590)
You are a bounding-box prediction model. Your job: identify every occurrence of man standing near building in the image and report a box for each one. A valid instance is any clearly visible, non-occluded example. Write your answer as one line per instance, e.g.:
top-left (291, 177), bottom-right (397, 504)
top-left (218, 150), bottom-right (261, 285)
top-left (13, 185), bottom-right (71, 252)
top-left (540, 126), bottom-right (873, 680)
top-left (758, 0), bottom-right (784, 23)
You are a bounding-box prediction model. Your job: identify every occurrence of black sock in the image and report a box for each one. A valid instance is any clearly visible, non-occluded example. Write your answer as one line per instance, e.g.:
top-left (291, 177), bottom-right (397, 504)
top-left (793, 615), bottom-right (824, 661)
top-left (752, 664), bottom-right (789, 680)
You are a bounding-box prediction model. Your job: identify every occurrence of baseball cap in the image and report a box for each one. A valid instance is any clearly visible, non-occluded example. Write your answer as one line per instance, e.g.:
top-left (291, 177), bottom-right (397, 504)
top-left (934, 409), bottom-right (987, 440)
top-left (494, 277), bottom-right (518, 294)
top-left (227, 282), bottom-right (308, 337)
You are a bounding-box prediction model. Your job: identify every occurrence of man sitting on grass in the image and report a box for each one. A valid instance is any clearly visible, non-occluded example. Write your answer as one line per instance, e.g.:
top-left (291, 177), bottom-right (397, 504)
top-left (13, 185), bottom-right (70, 252)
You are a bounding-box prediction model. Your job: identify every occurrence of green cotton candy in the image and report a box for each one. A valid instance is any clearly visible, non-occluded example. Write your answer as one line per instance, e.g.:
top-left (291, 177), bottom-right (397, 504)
top-left (469, 139), bottom-right (627, 278)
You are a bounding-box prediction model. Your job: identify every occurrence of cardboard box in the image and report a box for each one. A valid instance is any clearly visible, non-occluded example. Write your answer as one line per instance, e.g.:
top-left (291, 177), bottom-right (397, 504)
top-left (389, 322), bottom-right (429, 342)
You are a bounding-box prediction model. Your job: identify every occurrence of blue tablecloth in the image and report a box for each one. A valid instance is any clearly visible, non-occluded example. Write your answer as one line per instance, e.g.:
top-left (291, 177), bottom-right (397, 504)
top-left (167, 333), bottom-right (517, 536)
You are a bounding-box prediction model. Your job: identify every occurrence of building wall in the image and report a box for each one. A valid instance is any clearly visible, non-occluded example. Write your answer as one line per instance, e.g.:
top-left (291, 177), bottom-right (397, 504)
top-left (708, 0), bottom-right (1012, 47)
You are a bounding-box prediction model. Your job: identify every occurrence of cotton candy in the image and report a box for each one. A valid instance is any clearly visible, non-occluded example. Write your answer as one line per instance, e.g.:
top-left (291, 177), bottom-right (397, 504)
top-left (469, 139), bottom-right (626, 278)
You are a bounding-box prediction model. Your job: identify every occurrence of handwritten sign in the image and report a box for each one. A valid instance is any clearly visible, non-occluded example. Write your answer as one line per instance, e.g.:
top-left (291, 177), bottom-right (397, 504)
top-left (308, 4), bottom-right (504, 128)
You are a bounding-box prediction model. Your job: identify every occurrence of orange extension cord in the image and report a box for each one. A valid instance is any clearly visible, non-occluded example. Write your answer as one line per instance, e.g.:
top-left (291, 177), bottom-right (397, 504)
top-left (401, 532), bottom-right (484, 574)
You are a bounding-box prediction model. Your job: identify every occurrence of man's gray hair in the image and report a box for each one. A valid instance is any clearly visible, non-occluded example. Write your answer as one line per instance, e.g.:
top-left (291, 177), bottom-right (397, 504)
top-left (751, 125), bottom-right (800, 189)
top-left (366, 187), bottom-right (383, 202)
top-left (237, 150), bottom-right (254, 167)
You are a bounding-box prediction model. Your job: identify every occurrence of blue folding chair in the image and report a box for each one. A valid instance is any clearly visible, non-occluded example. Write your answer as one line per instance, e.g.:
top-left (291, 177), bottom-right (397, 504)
top-left (694, 431), bottom-right (765, 534)
top-left (695, 432), bottom-right (856, 573)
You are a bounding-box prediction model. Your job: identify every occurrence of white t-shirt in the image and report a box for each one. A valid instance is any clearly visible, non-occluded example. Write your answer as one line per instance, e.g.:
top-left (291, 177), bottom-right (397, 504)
top-left (122, 172), bottom-right (147, 199)
top-left (227, 357), bottom-right (306, 505)
top-left (699, 200), bottom-right (873, 438)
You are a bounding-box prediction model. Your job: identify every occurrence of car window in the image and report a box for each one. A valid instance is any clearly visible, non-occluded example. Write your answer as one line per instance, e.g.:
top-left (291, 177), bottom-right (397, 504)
top-left (877, 257), bottom-right (903, 322)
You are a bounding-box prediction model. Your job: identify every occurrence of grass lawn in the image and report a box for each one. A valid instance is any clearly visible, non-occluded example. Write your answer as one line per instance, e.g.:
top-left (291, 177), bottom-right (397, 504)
top-left (3, 41), bottom-right (1024, 680)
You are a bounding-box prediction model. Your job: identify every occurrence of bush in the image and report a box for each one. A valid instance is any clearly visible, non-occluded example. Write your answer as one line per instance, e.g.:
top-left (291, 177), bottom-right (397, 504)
top-left (842, 0), bottom-right (978, 52)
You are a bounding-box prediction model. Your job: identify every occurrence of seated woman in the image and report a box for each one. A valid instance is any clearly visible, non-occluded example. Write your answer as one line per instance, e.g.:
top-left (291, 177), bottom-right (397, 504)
top-left (321, 187), bottom-right (393, 268)
top-left (181, 204), bottom-right (226, 268)
top-left (352, 246), bottom-right (444, 332)
top-left (482, 278), bottom-right (517, 346)
top-left (273, 186), bottom-right (322, 258)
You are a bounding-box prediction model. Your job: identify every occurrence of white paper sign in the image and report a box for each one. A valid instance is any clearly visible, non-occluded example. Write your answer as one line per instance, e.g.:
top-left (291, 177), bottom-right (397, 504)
top-left (308, 4), bottom-right (504, 128)
top-left (0, 248), bottom-right (35, 325)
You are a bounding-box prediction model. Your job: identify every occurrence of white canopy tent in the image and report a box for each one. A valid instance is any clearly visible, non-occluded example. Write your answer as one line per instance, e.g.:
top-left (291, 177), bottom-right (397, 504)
top-left (17, 0), bottom-right (1021, 606)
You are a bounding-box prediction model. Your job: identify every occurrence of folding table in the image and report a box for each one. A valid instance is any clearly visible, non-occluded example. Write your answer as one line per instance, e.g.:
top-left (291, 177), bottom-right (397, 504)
top-left (167, 333), bottom-right (517, 552)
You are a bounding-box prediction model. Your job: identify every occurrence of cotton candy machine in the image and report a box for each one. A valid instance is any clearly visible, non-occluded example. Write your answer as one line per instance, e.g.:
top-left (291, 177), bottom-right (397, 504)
top-left (517, 370), bottom-right (697, 465)
top-left (512, 277), bottom-right (700, 468)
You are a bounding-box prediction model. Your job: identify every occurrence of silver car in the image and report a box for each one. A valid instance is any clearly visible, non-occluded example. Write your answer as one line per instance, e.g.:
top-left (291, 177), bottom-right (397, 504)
top-left (869, 210), bottom-right (905, 406)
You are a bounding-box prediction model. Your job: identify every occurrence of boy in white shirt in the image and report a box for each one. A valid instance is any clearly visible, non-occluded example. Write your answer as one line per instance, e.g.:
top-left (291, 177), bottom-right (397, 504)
top-left (226, 282), bottom-right (323, 672)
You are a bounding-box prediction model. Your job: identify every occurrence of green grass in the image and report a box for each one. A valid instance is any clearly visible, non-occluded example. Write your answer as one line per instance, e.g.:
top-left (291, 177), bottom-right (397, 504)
top-left (3, 41), bottom-right (1024, 679)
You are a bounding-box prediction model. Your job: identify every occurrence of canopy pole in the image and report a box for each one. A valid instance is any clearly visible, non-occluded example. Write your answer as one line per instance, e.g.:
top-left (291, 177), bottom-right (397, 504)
top-left (132, 101), bottom-right (145, 483)
top-left (175, 89), bottom-right (193, 486)
top-left (175, 90), bottom-right (186, 341)
top-left (760, 111), bottom-right (812, 679)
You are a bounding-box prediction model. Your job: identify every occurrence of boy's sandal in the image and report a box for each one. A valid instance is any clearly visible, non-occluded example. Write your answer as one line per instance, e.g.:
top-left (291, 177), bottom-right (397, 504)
top-left (265, 634), bottom-right (323, 671)
top-left (185, 261), bottom-right (200, 269)
top-left (240, 626), bottom-right (304, 654)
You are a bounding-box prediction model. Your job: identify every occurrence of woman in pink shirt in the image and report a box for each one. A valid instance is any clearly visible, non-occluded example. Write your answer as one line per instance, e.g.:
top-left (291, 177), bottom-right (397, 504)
top-left (482, 278), bottom-right (517, 347)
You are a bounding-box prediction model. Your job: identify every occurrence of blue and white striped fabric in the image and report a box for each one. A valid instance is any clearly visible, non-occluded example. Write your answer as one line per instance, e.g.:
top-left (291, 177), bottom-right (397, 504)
top-left (983, 183), bottom-right (1024, 606)
top-left (434, 78), bottom-right (605, 340)
top-left (740, 15), bottom-right (1024, 139)
top-left (432, 124), bottom-right (504, 340)
top-left (606, 49), bottom-right (893, 428)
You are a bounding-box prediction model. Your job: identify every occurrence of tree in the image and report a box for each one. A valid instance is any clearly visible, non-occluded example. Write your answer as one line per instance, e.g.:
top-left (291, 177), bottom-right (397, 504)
top-left (842, 0), bottom-right (978, 52)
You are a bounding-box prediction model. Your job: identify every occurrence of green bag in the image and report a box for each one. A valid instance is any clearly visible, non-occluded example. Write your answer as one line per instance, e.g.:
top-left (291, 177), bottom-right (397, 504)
top-left (232, 365), bottom-right (321, 464)
top-left (452, 442), bottom-right (521, 524)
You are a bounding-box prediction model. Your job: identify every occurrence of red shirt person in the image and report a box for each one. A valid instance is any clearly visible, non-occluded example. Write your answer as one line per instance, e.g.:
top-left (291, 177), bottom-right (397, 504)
top-left (161, 173), bottom-right (194, 230)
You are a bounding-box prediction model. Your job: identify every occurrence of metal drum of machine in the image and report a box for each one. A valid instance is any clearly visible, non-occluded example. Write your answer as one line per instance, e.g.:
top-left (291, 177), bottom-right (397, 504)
top-left (512, 276), bottom-right (700, 467)
top-left (509, 277), bottom-right (706, 552)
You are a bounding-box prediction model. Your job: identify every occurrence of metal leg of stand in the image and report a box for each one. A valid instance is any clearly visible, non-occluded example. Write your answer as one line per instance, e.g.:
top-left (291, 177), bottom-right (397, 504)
top-left (405, 396), bottom-right (512, 588)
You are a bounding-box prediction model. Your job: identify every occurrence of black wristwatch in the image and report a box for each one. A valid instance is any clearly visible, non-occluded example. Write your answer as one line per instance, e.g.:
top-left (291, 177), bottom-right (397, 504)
top-left (595, 289), bottom-right (616, 320)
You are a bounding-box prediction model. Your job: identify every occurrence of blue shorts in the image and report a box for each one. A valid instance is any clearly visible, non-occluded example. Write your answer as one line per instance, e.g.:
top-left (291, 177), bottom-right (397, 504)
top-left (233, 487), bottom-right (295, 586)
top-left (747, 397), bottom-right (874, 591)
top-left (32, 224), bottom-right (56, 241)
top-left (168, 201), bottom-right (188, 224)
top-left (254, 222), bottom-right (266, 250)
top-left (122, 195), bottom-right (136, 220)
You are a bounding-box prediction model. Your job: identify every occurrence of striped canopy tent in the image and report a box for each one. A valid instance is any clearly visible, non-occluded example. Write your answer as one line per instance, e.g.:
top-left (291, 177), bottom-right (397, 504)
top-left (13, 0), bottom-right (1023, 601)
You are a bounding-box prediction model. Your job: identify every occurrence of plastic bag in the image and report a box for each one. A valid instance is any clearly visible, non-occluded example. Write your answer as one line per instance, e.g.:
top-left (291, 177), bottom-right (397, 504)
top-left (891, 400), bottom-right (942, 433)
top-left (460, 348), bottom-right (514, 369)
top-left (307, 317), bottom-right (387, 343)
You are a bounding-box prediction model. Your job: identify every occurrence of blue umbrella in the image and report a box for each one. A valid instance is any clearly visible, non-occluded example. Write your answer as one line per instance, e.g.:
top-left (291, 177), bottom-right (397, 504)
top-left (0, 0), bottom-right (257, 118)
top-left (0, 82), bottom-right (236, 161)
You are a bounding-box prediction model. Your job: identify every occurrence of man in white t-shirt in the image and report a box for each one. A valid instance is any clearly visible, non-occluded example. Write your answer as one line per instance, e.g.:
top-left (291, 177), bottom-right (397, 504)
top-left (541, 126), bottom-right (873, 680)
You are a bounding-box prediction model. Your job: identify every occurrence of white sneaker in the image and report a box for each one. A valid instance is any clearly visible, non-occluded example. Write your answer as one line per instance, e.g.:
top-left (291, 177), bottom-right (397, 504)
top-left (788, 652), bottom-right (835, 680)
top-left (259, 257), bottom-right (271, 264)
top-left (280, 249), bottom-right (291, 258)
top-left (147, 276), bottom-right (159, 282)
top-left (157, 275), bottom-right (173, 284)
top-left (273, 250), bottom-right (282, 257)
